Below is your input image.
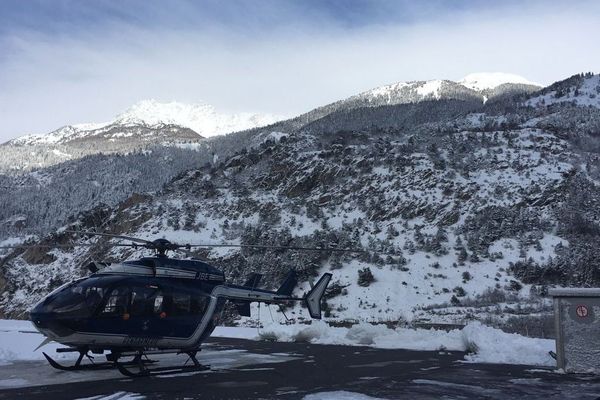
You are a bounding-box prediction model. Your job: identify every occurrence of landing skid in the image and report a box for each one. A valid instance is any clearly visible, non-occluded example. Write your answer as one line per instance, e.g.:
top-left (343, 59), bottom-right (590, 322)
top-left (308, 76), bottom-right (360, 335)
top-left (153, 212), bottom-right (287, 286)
top-left (43, 352), bottom-right (114, 371)
top-left (115, 351), bottom-right (209, 377)
top-left (43, 348), bottom-right (207, 377)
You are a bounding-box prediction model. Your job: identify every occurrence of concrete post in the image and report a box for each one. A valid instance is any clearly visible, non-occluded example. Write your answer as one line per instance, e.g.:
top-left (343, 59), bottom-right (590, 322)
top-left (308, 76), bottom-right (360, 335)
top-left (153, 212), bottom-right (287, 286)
top-left (549, 288), bottom-right (600, 373)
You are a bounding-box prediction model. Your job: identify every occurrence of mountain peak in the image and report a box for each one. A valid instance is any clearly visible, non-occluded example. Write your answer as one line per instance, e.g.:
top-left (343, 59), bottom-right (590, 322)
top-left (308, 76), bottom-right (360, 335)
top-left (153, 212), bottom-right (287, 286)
top-left (115, 99), bottom-right (283, 137)
top-left (116, 99), bottom-right (216, 127)
top-left (7, 100), bottom-right (285, 147)
top-left (459, 72), bottom-right (539, 90)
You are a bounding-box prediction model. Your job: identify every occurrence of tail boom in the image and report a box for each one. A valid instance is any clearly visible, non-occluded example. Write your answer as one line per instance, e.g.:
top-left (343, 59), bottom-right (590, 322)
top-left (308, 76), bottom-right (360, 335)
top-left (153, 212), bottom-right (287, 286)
top-left (212, 272), bottom-right (332, 319)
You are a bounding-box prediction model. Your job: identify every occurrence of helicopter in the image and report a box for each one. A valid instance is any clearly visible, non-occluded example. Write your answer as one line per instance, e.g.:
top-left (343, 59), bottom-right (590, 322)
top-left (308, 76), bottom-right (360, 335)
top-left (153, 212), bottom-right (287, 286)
top-left (2, 230), bottom-right (342, 377)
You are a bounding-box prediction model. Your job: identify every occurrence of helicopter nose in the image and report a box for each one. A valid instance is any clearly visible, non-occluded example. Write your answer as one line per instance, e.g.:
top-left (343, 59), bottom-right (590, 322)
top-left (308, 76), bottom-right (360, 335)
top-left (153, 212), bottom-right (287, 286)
top-left (30, 311), bottom-right (74, 338)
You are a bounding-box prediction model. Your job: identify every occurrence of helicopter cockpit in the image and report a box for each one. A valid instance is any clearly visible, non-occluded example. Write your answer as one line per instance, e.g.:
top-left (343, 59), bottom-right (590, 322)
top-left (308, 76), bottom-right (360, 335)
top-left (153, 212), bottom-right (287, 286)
top-left (30, 275), bottom-right (214, 342)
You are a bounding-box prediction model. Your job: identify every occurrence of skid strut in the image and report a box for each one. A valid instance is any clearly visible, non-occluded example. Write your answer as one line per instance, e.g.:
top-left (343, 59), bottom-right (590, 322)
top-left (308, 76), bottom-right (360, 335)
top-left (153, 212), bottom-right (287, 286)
top-left (115, 349), bottom-right (209, 377)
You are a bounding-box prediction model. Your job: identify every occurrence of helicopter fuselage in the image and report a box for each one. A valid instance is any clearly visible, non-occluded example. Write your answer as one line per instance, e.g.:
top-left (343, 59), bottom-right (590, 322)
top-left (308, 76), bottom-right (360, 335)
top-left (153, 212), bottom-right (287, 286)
top-left (29, 256), bottom-right (321, 353)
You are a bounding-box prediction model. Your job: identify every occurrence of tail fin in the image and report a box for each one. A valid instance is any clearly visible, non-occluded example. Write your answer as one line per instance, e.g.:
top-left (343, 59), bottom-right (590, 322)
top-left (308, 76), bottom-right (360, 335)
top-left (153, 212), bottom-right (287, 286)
top-left (276, 270), bottom-right (298, 296)
top-left (304, 273), bottom-right (332, 319)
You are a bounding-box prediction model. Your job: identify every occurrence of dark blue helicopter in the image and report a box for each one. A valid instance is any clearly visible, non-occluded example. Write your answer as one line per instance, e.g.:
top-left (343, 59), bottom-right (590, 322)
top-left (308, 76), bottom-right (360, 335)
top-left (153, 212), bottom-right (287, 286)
top-left (21, 231), bottom-right (334, 376)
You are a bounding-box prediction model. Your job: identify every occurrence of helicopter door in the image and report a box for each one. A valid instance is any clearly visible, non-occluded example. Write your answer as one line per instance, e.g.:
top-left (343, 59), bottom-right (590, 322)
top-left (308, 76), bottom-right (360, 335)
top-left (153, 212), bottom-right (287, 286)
top-left (92, 284), bottom-right (163, 337)
top-left (128, 284), bottom-right (164, 337)
top-left (143, 285), bottom-right (211, 339)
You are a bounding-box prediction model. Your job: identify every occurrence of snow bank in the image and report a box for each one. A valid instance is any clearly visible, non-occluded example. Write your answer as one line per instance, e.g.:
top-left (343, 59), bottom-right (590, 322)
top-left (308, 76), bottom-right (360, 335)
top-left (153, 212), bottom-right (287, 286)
top-left (461, 322), bottom-right (555, 366)
top-left (0, 320), bottom-right (71, 365)
top-left (0, 319), bottom-right (555, 367)
top-left (215, 321), bottom-right (555, 367)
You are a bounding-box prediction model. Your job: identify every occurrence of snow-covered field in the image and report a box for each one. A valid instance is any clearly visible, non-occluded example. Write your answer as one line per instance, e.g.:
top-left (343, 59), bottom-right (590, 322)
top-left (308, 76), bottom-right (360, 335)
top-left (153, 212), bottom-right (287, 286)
top-left (0, 319), bottom-right (555, 368)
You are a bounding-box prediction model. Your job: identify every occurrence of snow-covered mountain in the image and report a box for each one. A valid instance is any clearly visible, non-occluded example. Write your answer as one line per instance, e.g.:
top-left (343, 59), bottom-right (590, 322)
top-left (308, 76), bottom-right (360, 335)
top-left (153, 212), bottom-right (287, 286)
top-left (459, 72), bottom-right (539, 91)
top-left (283, 73), bottom-right (541, 131)
top-left (0, 100), bottom-right (284, 174)
top-left (115, 100), bottom-right (283, 137)
top-left (2, 73), bottom-right (600, 338)
top-left (526, 72), bottom-right (600, 108)
top-left (347, 72), bottom-right (540, 106)
top-left (8, 100), bottom-right (283, 147)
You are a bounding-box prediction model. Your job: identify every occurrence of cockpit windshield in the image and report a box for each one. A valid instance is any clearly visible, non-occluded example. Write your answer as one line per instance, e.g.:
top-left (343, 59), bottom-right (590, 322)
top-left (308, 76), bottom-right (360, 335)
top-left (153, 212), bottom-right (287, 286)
top-left (41, 277), bottom-right (115, 318)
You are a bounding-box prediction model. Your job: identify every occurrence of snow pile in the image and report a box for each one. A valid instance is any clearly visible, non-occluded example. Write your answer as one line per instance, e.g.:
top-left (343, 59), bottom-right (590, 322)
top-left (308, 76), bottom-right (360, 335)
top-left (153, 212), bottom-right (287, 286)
top-left (459, 72), bottom-right (538, 91)
top-left (216, 321), bottom-right (555, 366)
top-left (304, 391), bottom-right (383, 400)
top-left (0, 320), bottom-right (70, 365)
top-left (461, 322), bottom-right (555, 366)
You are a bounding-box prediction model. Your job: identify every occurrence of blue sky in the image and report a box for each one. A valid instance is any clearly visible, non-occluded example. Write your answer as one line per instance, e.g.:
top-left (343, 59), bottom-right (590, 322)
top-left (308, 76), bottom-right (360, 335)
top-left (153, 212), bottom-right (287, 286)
top-left (1, 0), bottom-right (599, 141)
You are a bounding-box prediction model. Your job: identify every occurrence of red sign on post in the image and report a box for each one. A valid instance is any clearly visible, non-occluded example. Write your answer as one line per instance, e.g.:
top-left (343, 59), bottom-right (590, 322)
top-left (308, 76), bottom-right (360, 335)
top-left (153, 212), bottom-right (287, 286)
top-left (576, 305), bottom-right (589, 318)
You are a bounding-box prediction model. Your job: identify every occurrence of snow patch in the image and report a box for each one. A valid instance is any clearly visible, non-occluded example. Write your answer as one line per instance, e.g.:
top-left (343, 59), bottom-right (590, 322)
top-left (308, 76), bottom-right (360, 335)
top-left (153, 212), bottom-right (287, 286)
top-left (460, 72), bottom-right (538, 91)
top-left (75, 392), bottom-right (145, 400)
top-left (304, 391), bottom-right (384, 400)
top-left (415, 80), bottom-right (443, 98)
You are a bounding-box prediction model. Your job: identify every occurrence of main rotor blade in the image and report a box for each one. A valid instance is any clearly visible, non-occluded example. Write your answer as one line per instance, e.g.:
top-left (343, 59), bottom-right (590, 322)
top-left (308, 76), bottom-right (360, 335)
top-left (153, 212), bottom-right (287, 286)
top-left (0, 243), bottom-right (136, 250)
top-left (64, 230), bottom-right (153, 245)
top-left (185, 243), bottom-right (368, 254)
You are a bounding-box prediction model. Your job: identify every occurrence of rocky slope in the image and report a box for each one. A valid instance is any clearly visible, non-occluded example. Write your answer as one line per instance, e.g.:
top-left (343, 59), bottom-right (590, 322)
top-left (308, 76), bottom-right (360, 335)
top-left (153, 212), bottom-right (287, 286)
top-left (1, 73), bottom-right (599, 335)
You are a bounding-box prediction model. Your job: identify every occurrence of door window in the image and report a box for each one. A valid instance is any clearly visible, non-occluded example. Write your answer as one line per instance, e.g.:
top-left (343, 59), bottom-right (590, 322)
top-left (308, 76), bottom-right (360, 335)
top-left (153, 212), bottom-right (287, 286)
top-left (100, 287), bottom-right (130, 316)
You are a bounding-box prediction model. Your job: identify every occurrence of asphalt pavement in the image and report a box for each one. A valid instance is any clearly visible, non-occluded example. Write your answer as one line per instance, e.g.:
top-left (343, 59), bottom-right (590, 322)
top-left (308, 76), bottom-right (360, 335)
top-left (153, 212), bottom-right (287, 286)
top-left (0, 338), bottom-right (599, 400)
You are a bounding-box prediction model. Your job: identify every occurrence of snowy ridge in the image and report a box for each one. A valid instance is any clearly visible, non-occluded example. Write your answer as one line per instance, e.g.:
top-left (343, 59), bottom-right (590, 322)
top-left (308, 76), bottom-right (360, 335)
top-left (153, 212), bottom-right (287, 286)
top-left (11, 125), bottom-right (92, 146)
top-left (115, 99), bottom-right (283, 137)
top-left (348, 73), bottom-right (539, 107)
top-left (459, 72), bottom-right (539, 91)
top-left (526, 73), bottom-right (600, 108)
top-left (354, 79), bottom-right (455, 104)
top-left (8, 100), bottom-right (284, 146)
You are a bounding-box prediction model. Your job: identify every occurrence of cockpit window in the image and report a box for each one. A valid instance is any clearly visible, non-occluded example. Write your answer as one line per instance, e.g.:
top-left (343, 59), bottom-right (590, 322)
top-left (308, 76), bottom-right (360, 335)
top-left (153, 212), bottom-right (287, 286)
top-left (44, 278), bottom-right (210, 320)
top-left (48, 281), bottom-right (106, 317)
top-left (130, 285), bottom-right (163, 317)
top-left (101, 287), bottom-right (130, 316)
top-left (171, 293), bottom-right (191, 316)
top-left (154, 295), bottom-right (164, 313)
top-left (99, 285), bottom-right (166, 318)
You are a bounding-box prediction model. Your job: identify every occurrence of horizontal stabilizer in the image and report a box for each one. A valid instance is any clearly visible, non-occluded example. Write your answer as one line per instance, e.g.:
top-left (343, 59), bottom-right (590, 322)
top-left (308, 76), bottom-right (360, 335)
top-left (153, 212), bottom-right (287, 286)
top-left (276, 270), bottom-right (298, 296)
top-left (305, 273), bottom-right (332, 319)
